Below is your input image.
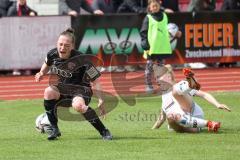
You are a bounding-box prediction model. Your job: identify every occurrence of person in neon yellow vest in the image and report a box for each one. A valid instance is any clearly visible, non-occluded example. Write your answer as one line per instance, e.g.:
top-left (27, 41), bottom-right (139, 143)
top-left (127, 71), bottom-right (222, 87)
top-left (140, 0), bottom-right (181, 93)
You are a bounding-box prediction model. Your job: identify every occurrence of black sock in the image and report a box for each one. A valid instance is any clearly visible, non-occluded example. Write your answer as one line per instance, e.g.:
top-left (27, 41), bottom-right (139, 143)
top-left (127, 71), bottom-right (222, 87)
top-left (44, 99), bottom-right (58, 127)
top-left (82, 107), bottom-right (107, 135)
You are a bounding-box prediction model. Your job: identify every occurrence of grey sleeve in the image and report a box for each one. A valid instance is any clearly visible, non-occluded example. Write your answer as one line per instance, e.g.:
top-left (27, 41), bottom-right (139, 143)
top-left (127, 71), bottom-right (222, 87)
top-left (59, 0), bottom-right (72, 15)
top-left (140, 16), bottom-right (150, 50)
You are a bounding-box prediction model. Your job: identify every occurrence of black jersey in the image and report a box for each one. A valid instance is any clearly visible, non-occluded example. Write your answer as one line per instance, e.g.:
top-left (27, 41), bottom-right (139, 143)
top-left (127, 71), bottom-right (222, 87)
top-left (46, 48), bottom-right (100, 88)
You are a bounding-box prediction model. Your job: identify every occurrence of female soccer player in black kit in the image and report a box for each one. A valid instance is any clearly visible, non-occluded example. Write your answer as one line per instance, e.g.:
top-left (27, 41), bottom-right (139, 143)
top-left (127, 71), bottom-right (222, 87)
top-left (35, 28), bottom-right (112, 140)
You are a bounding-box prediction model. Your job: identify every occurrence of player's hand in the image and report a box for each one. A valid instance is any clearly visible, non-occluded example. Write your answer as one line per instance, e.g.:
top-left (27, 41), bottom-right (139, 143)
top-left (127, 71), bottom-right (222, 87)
top-left (94, 10), bottom-right (104, 15)
top-left (143, 50), bottom-right (149, 59)
top-left (29, 11), bottom-right (36, 16)
top-left (152, 120), bottom-right (163, 129)
top-left (35, 72), bottom-right (44, 82)
top-left (68, 10), bottom-right (78, 17)
top-left (164, 8), bottom-right (174, 13)
top-left (217, 104), bottom-right (231, 112)
top-left (98, 99), bottom-right (106, 119)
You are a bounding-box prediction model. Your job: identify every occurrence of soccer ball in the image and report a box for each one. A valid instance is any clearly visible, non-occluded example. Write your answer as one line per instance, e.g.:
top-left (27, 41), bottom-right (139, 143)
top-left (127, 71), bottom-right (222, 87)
top-left (168, 23), bottom-right (179, 50)
top-left (35, 113), bottom-right (52, 134)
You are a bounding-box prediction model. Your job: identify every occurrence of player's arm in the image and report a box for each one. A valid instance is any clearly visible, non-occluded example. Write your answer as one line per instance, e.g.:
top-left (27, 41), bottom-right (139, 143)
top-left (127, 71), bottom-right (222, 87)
top-left (92, 78), bottom-right (104, 104)
top-left (35, 61), bottom-right (50, 82)
top-left (92, 78), bottom-right (106, 118)
top-left (85, 63), bottom-right (105, 117)
top-left (152, 109), bottom-right (166, 129)
top-left (195, 90), bottom-right (231, 112)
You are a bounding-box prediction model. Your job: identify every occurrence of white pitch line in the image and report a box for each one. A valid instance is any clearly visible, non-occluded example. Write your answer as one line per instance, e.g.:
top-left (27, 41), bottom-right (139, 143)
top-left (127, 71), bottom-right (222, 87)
top-left (1, 85), bottom-right (240, 97)
top-left (0, 80), bottom-right (239, 90)
top-left (0, 72), bottom-right (239, 82)
top-left (2, 78), bottom-right (239, 86)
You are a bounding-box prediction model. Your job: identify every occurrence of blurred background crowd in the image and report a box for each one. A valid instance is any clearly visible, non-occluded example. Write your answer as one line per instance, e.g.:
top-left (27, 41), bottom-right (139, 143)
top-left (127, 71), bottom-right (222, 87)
top-left (1, 0), bottom-right (239, 17)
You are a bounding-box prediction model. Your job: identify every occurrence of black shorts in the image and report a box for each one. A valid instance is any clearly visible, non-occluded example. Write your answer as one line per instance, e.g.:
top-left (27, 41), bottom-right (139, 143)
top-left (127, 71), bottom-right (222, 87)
top-left (147, 54), bottom-right (173, 61)
top-left (56, 83), bottom-right (93, 107)
top-left (58, 94), bottom-right (92, 106)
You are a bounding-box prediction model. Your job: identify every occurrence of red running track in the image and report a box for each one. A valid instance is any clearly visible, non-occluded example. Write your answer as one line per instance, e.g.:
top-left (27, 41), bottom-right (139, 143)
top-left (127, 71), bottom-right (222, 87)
top-left (0, 68), bottom-right (240, 100)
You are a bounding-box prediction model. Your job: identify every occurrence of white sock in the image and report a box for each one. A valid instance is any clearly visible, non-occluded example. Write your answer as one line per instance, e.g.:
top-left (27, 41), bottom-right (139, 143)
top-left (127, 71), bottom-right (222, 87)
top-left (177, 114), bottom-right (208, 128)
top-left (173, 80), bottom-right (191, 95)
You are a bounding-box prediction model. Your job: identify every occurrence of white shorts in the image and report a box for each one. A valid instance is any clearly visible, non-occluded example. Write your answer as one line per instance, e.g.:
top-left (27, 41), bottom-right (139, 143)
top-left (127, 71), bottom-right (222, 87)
top-left (163, 101), bottom-right (204, 119)
top-left (191, 102), bottom-right (204, 119)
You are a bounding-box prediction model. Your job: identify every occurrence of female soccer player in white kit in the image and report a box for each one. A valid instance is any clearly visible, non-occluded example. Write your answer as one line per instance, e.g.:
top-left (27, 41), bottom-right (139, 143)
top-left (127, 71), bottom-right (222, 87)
top-left (152, 65), bottom-right (231, 133)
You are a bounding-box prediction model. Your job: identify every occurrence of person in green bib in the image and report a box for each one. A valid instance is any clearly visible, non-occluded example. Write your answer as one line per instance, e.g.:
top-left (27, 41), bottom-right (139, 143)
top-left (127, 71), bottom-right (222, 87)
top-left (140, 0), bottom-right (179, 93)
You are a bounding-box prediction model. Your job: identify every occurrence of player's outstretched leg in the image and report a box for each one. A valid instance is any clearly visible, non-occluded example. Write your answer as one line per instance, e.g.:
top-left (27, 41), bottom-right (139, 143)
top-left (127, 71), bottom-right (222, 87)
top-left (168, 113), bottom-right (221, 133)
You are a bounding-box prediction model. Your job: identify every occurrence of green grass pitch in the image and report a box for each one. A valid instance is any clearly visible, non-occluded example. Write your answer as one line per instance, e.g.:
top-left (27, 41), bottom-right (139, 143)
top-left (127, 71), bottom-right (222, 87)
top-left (0, 92), bottom-right (240, 160)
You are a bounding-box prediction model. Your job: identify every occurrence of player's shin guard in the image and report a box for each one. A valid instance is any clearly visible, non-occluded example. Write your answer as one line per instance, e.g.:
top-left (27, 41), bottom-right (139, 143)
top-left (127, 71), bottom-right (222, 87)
top-left (177, 114), bottom-right (207, 128)
top-left (83, 107), bottom-right (107, 135)
top-left (173, 80), bottom-right (191, 95)
top-left (44, 99), bottom-right (58, 127)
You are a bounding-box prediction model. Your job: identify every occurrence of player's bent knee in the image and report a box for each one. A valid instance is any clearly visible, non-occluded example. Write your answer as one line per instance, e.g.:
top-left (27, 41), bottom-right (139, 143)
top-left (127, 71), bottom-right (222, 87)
top-left (167, 117), bottom-right (175, 124)
top-left (174, 114), bottom-right (191, 128)
top-left (167, 114), bottom-right (175, 121)
top-left (72, 97), bottom-right (88, 113)
top-left (167, 118), bottom-right (185, 133)
top-left (167, 113), bottom-right (181, 121)
top-left (44, 86), bottom-right (60, 100)
top-left (72, 104), bottom-right (87, 113)
top-left (174, 113), bottom-right (182, 121)
top-left (167, 113), bottom-right (187, 127)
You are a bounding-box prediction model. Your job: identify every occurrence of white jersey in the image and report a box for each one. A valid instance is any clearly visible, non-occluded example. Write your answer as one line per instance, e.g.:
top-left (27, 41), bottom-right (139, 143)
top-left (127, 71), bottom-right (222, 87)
top-left (162, 90), bottom-right (204, 118)
top-left (162, 91), bottom-right (183, 115)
